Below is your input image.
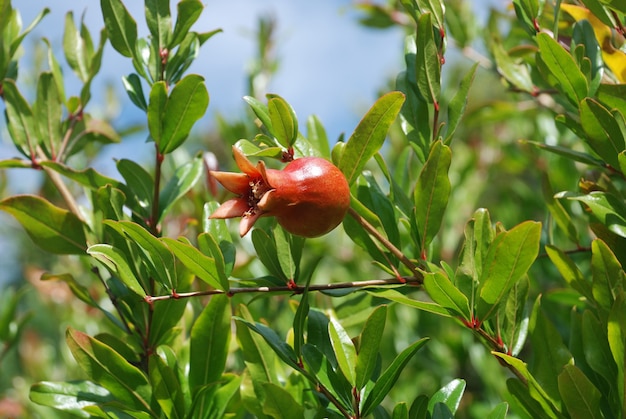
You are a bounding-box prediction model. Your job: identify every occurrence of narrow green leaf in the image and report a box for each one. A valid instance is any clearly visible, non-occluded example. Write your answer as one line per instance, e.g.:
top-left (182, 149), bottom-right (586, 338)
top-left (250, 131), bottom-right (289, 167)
top-left (445, 63), bottom-right (477, 143)
top-left (392, 402), bottom-right (409, 419)
top-left (147, 81), bottom-right (167, 145)
top-left (338, 91), bottom-right (405, 185)
top-left (608, 293), bottom-right (626, 413)
top-left (160, 75), bottom-right (209, 154)
top-left (582, 310), bottom-right (617, 386)
top-left (542, 174), bottom-right (579, 244)
top-left (2, 80), bottom-right (37, 157)
top-left (122, 73), bottom-right (147, 111)
top-left (591, 238), bottom-right (626, 311)
top-left (293, 281), bottom-right (311, 360)
top-left (522, 140), bottom-right (606, 167)
top-left (100, 0), bottom-right (137, 58)
top-left (329, 317), bottom-right (357, 386)
top-left (8, 7), bottom-right (50, 59)
top-left (580, 98), bottom-right (625, 168)
top-left (236, 306), bottom-right (279, 386)
top-left (117, 158), bottom-right (153, 212)
top-left (170, 0), bottom-right (204, 48)
top-left (416, 13), bottom-right (441, 105)
top-left (104, 220), bottom-right (176, 289)
top-left (267, 94), bottom-right (298, 148)
top-left (30, 380), bottom-right (113, 417)
top-left (477, 221), bottom-right (541, 322)
top-left (161, 237), bottom-right (223, 290)
top-left (306, 115), bottom-right (331, 159)
top-left (261, 382), bottom-right (305, 418)
top-left (368, 289), bottom-right (451, 317)
top-left (361, 337), bottom-right (429, 416)
top-left (427, 379), bottom-right (466, 415)
top-left (251, 228), bottom-right (286, 281)
top-left (536, 32), bottom-right (588, 105)
top-left (34, 72), bottom-right (62, 159)
top-left (145, 0), bottom-right (171, 50)
top-left (66, 328), bottom-right (153, 413)
top-left (243, 95), bottom-right (273, 133)
top-left (528, 296), bottom-right (573, 401)
top-left (545, 245), bottom-right (593, 301)
top-left (189, 295), bottom-right (231, 394)
top-left (235, 315), bottom-right (300, 371)
top-left (197, 231), bottom-right (231, 290)
top-left (63, 12), bottom-right (89, 81)
top-left (355, 305), bottom-right (387, 390)
top-left (274, 226), bottom-right (297, 281)
top-left (301, 344), bottom-right (352, 410)
top-left (423, 272), bottom-right (471, 320)
top-left (87, 244), bottom-right (146, 296)
top-left (0, 195), bottom-right (86, 255)
top-left (414, 140), bottom-right (451, 254)
top-left (569, 192), bottom-right (626, 238)
top-left (558, 364), bottom-right (602, 419)
top-left (158, 155), bottom-right (203, 223)
top-left (487, 402), bottom-right (509, 419)
top-left (149, 354), bottom-right (185, 419)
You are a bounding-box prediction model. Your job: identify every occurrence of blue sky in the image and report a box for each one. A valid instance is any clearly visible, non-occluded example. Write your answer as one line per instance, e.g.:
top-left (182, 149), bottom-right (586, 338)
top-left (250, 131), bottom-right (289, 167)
top-left (6, 1), bottom-right (405, 173)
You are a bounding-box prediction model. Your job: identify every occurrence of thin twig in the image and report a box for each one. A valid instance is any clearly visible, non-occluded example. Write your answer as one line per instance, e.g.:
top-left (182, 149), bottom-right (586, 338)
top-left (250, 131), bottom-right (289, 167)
top-left (347, 207), bottom-right (423, 279)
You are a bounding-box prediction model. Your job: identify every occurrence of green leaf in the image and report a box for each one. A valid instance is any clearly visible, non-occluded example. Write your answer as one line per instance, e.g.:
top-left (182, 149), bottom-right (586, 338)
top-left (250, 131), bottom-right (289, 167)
top-left (579, 98), bottom-right (625, 168)
top-left (355, 305), bottom-right (387, 390)
top-left (158, 155), bottom-right (203, 223)
top-left (545, 245), bottom-right (593, 301)
top-left (251, 228), bottom-right (286, 281)
top-left (147, 81), bottom-right (167, 145)
top-left (487, 402), bottom-right (509, 419)
top-left (116, 158), bottom-right (153, 213)
top-left (414, 140), bottom-right (452, 254)
top-left (87, 244), bottom-right (146, 296)
top-left (66, 328), bottom-right (153, 413)
top-left (161, 237), bottom-right (223, 290)
top-left (235, 315), bottom-right (300, 371)
top-left (145, 0), bottom-right (171, 50)
top-left (261, 382), bottom-right (305, 418)
top-left (197, 231), bottom-right (232, 290)
top-left (104, 220), bottom-right (177, 289)
top-left (273, 225), bottom-right (298, 281)
top-left (558, 364), bottom-right (602, 419)
top-left (569, 192), bottom-right (626, 238)
top-left (361, 337), bottom-right (429, 416)
top-left (368, 289), bottom-right (451, 317)
top-left (159, 75), bottom-right (209, 154)
top-left (30, 380), bottom-right (114, 417)
top-left (542, 174), bottom-right (579, 243)
top-left (423, 272), bottom-right (471, 320)
top-left (2, 79), bottom-right (37, 157)
top-left (189, 295), bottom-right (231, 395)
top-left (306, 115), bottom-right (331, 159)
top-left (608, 293), bottom-right (626, 412)
top-left (522, 140), bottom-right (605, 167)
top-left (34, 72), bottom-right (62, 159)
top-left (445, 63), bottom-right (477, 143)
top-left (591, 238), bottom-right (626, 311)
top-left (416, 13), bottom-right (441, 106)
top-left (582, 310), bottom-right (617, 388)
top-left (63, 12), bottom-right (89, 81)
top-left (293, 281), bottom-right (311, 360)
top-left (100, 0), bottom-right (137, 58)
top-left (170, 0), bottom-right (204, 48)
top-left (427, 379), bottom-right (466, 415)
top-left (0, 195), bottom-right (87, 255)
top-left (329, 316), bottom-right (357, 387)
top-left (149, 354), bottom-right (185, 419)
top-left (392, 402), bottom-right (409, 419)
top-left (243, 95), bottom-right (273, 133)
top-left (267, 94), bottom-right (298, 148)
top-left (122, 73), bottom-right (147, 111)
top-left (338, 91), bottom-right (405, 185)
top-left (536, 32), bottom-right (588, 105)
top-left (477, 221), bottom-right (541, 322)
top-left (528, 296), bottom-right (573, 401)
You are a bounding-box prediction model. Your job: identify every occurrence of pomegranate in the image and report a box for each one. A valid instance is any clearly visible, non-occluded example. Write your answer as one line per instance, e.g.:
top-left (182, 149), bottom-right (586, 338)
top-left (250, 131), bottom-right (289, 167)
top-left (209, 146), bottom-right (351, 238)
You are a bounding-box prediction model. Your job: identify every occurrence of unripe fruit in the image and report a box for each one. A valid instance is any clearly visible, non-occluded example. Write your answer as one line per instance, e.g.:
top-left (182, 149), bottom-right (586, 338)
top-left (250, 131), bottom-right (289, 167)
top-left (209, 147), bottom-right (350, 238)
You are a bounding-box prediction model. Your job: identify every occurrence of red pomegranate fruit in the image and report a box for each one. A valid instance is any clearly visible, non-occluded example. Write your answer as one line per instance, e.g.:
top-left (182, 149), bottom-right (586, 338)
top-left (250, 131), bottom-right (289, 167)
top-left (209, 146), bottom-right (351, 238)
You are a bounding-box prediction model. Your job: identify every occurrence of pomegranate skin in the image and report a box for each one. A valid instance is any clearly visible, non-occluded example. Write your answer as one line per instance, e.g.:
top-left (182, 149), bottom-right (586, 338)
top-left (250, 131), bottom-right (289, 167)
top-left (261, 157), bottom-right (351, 237)
top-left (209, 147), bottom-right (351, 238)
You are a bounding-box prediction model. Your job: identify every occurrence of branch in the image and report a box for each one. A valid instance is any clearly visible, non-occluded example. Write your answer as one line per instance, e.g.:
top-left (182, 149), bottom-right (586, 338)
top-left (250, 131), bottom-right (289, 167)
top-left (347, 207), bottom-right (423, 279)
top-left (145, 276), bottom-right (420, 303)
